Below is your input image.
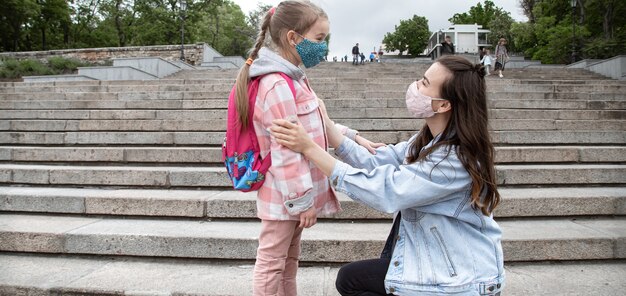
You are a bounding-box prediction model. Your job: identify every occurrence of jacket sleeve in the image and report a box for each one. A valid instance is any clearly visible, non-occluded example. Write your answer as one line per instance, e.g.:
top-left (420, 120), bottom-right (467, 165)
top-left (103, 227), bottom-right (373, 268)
top-left (334, 135), bottom-right (409, 172)
top-left (330, 145), bottom-right (471, 213)
top-left (262, 79), bottom-right (314, 215)
top-left (331, 142), bottom-right (471, 213)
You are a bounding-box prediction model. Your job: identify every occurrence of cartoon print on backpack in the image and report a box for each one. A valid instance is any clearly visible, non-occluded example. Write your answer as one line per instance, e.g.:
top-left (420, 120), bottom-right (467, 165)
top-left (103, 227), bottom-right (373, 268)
top-left (222, 72), bottom-right (296, 191)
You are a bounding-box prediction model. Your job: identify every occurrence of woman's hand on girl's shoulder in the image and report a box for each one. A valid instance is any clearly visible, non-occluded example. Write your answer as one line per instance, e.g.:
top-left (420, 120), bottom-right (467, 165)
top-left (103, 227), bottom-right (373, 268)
top-left (271, 119), bottom-right (315, 154)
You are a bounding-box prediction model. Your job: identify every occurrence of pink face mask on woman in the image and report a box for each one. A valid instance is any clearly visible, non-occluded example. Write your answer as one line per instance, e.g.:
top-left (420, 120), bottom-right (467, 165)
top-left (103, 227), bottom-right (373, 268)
top-left (405, 81), bottom-right (446, 118)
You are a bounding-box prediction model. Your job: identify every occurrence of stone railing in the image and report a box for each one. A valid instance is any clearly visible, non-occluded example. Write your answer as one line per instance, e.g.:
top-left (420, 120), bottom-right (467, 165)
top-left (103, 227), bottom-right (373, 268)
top-left (0, 43), bottom-right (210, 66)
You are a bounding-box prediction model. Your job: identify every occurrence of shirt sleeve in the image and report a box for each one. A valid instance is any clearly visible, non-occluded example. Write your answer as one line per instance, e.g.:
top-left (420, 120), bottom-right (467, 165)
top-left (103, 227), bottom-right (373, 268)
top-left (334, 136), bottom-right (408, 172)
top-left (330, 146), bottom-right (471, 213)
top-left (262, 79), bottom-right (314, 215)
top-left (334, 123), bottom-right (359, 141)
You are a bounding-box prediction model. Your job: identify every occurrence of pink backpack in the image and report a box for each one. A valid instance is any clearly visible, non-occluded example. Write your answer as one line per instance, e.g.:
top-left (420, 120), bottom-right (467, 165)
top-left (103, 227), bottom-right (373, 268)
top-left (222, 72), bottom-right (296, 191)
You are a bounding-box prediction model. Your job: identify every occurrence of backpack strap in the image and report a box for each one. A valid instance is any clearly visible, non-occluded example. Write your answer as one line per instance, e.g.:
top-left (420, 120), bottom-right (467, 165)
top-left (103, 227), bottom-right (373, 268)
top-left (246, 71), bottom-right (297, 153)
top-left (276, 72), bottom-right (297, 98)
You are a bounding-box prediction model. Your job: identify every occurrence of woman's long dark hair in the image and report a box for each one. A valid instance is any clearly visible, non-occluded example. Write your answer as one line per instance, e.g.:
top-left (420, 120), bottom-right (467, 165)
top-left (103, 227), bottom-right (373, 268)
top-left (406, 55), bottom-right (500, 216)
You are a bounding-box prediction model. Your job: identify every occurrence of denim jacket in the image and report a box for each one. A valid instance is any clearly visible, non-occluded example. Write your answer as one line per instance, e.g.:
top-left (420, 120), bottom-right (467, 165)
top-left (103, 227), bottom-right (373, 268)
top-left (330, 134), bottom-right (505, 295)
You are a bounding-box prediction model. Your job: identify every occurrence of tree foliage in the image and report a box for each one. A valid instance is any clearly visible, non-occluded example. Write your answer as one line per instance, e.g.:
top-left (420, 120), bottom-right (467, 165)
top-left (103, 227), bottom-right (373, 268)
top-left (448, 0), bottom-right (501, 27)
top-left (448, 1), bottom-right (516, 51)
top-left (247, 2), bottom-right (272, 34)
top-left (0, 0), bottom-right (256, 57)
top-left (382, 15), bottom-right (430, 56)
top-left (513, 0), bottom-right (625, 63)
top-left (192, 0), bottom-right (254, 56)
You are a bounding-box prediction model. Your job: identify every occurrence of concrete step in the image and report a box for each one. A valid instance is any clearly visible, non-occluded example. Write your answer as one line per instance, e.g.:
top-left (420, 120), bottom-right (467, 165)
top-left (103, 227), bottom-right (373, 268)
top-left (0, 99), bottom-right (228, 109)
top-left (1, 130), bottom-right (624, 145)
top-left (0, 253), bottom-right (624, 295)
top-left (517, 79), bottom-right (626, 85)
top-left (0, 186), bottom-right (623, 219)
top-left (1, 82), bottom-right (624, 94)
top-left (0, 109), bottom-right (224, 120)
top-left (0, 131), bottom-right (224, 145)
top-left (490, 99), bottom-right (626, 110)
top-left (2, 90), bottom-right (625, 101)
top-left (2, 119), bottom-right (623, 132)
top-left (1, 146), bottom-right (624, 164)
top-left (2, 76), bottom-right (621, 88)
top-left (1, 108), bottom-right (624, 121)
top-left (1, 214), bottom-right (624, 262)
top-left (0, 164), bottom-right (624, 188)
top-left (2, 98), bottom-right (625, 110)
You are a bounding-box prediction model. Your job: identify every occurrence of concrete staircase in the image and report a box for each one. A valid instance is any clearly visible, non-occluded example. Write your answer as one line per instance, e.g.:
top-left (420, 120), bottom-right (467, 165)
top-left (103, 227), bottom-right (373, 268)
top-left (0, 62), bottom-right (625, 295)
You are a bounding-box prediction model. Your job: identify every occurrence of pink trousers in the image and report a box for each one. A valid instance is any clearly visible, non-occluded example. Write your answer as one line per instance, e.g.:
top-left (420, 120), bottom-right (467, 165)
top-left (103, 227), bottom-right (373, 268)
top-left (253, 220), bottom-right (303, 296)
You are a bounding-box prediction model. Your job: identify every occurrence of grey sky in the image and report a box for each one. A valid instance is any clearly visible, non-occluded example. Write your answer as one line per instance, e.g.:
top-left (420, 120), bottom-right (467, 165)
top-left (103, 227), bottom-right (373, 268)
top-left (232, 0), bottom-right (527, 58)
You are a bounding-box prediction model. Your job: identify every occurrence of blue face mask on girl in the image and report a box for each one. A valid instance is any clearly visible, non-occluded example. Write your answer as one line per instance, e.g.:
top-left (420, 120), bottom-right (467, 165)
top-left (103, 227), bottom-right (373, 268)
top-left (294, 33), bottom-right (327, 68)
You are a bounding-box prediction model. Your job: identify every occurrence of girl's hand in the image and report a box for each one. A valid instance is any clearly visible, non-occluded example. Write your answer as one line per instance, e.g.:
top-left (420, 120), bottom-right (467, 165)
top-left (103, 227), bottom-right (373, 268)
top-left (271, 119), bottom-right (315, 154)
top-left (299, 206), bottom-right (317, 228)
top-left (355, 135), bottom-right (386, 155)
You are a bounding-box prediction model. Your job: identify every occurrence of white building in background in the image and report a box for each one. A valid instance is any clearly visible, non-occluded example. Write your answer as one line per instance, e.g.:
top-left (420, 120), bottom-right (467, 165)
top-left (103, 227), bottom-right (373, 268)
top-left (426, 24), bottom-right (491, 59)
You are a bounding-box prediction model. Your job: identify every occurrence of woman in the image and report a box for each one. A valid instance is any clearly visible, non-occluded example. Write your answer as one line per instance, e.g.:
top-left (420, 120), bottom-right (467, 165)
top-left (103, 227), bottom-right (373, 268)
top-left (270, 55), bottom-right (505, 295)
top-left (494, 38), bottom-right (509, 78)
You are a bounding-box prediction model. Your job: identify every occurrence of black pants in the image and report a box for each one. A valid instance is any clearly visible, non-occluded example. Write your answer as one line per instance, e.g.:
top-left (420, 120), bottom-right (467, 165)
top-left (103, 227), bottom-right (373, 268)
top-left (335, 258), bottom-right (394, 296)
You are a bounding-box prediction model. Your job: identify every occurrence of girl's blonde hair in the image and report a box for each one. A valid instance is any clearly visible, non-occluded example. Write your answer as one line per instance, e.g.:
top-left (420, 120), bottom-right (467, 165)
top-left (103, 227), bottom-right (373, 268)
top-left (234, 0), bottom-right (328, 127)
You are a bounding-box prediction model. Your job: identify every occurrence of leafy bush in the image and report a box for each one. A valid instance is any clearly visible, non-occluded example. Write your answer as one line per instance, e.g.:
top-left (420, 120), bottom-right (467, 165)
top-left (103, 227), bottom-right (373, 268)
top-left (47, 56), bottom-right (86, 73)
top-left (583, 37), bottom-right (626, 60)
top-left (0, 57), bottom-right (89, 78)
top-left (17, 59), bottom-right (53, 76)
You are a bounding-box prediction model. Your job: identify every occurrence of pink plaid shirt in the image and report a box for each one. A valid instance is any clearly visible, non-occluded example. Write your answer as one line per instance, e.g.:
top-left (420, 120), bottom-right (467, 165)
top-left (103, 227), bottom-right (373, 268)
top-left (253, 73), bottom-right (342, 221)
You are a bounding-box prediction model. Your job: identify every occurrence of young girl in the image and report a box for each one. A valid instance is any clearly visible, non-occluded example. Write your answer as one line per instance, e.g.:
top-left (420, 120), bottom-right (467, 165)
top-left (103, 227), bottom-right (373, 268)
top-left (235, 1), bottom-right (369, 295)
top-left (480, 49), bottom-right (493, 76)
top-left (271, 55), bottom-right (505, 295)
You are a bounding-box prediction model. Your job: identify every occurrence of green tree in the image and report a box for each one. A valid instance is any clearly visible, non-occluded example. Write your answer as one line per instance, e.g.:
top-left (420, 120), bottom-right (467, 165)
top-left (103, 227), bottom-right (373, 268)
top-left (448, 1), bottom-right (516, 50)
top-left (513, 0), bottom-right (625, 63)
top-left (247, 2), bottom-right (272, 33)
top-left (448, 0), bottom-right (500, 28)
top-left (99, 0), bottom-right (136, 47)
top-left (382, 15), bottom-right (430, 56)
top-left (32, 0), bottom-right (72, 50)
top-left (70, 0), bottom-right (116, 48)
top-left (487, 10), bottom-right (515, 51)
top-left (0, 0), bottom-right (40, 51)
top-left (0, 0), bottom-right (257, 58)
top-left (193, 0), bottom-right (253, 57)
top-left (131, 0), bottom-right (180, 45)
top-left (510, 21), bottom-right (536, 57)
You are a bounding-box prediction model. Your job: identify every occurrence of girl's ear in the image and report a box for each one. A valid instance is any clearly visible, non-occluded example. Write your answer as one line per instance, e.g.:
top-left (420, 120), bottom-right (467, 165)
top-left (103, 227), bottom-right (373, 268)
top-left (286, 30), bottom-right (297, 46)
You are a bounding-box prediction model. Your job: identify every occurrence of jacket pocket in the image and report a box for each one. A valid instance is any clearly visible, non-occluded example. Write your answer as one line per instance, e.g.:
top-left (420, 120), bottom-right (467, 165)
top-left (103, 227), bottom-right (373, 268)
top-left (430, 227), bottom-right (458, 277)
top-left (295, 98), bottom-right (319, 115)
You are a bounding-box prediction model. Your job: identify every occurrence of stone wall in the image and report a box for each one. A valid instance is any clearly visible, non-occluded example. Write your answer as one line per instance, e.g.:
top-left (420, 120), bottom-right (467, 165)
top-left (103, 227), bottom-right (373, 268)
top-left (0, 43), bottom-right (207, 66)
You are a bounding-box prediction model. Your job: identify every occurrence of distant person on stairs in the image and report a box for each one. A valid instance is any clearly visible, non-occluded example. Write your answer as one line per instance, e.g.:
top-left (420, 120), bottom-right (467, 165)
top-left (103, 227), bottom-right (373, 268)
top-left (441, 35), bottom-right (455, 55)
top-left (233, 1), bottom-right (367, 295)
top-left (352, 43), bottom-right (360, 65)
top-left (494, 38), bottom-right (509, 78)
top-left (271, 55), bottom-right (504, 295)
top-left (481, 49), bottom-right (493, 76)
